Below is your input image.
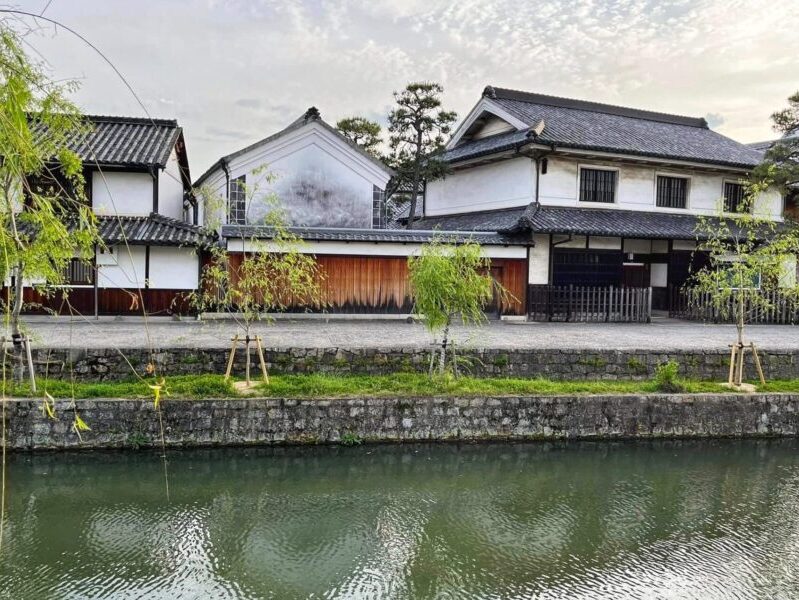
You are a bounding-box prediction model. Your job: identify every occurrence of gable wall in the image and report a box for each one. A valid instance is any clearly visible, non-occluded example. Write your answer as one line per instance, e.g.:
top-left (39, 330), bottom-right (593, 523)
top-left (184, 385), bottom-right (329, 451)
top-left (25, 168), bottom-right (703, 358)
top-left (472, 116), bottom-right (515, 140)
top-left (158, 147), bottom-right (186, 220)
top-left (202, 122), bottom-right (391, 230)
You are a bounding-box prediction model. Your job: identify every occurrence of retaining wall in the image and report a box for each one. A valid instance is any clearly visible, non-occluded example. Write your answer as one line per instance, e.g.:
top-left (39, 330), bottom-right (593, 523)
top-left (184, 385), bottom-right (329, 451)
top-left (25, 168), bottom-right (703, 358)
top-left (28, 346), bottom-right (799, 382)
top-left (5, 393), bottom-right (799, 450)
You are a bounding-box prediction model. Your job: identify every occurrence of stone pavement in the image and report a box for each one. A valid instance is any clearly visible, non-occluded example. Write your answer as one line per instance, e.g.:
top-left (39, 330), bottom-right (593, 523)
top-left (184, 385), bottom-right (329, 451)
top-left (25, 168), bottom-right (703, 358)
top-left (16, 315), bottom-right (799, 351)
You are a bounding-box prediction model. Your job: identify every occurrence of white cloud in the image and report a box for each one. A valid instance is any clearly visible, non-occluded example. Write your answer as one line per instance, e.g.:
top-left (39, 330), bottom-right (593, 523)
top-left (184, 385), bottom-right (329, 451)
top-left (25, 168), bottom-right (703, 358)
top-left (7, 0), bottom-right (799, 172)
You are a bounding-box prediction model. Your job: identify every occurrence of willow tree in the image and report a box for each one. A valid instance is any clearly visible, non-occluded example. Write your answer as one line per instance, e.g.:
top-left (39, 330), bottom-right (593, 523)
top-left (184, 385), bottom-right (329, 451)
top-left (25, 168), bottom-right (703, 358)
top-left (0, 25), bottom-right (98, 385)
top-left (691, 179), bottom-right (799, 387)
top-left (408, 239), bottom-right (501, 376)
top-left (189, 173), bottom-right (324, 386)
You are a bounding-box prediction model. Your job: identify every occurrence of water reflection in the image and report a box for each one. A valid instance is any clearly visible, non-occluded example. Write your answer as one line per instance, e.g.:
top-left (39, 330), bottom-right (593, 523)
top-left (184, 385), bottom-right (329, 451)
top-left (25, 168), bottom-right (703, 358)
top-left (2, 440), bottom-right (799, 599)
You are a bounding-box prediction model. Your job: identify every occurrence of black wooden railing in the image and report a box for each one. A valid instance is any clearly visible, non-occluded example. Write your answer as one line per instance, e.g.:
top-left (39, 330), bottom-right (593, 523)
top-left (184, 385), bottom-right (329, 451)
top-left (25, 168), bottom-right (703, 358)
top-left (669, 285), bottom-right (799, 324)
top-left (528, 285), bottom-right (652, 323)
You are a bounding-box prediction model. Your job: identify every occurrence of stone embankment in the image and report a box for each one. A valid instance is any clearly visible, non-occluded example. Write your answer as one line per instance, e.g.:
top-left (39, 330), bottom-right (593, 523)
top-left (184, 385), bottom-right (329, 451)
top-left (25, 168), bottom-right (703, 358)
top-left (29, 346), bottom-right (799, 381)
top-left (6, 393), bottom-right (798, 450)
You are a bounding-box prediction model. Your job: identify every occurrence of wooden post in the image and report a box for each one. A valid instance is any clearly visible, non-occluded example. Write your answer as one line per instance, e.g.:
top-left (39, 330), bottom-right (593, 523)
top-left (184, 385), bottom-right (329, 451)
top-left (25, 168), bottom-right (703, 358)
top-left (224, 334), bottom-right (239, 381)
top-left (751, 342), bottom-right (766, 385)
top-left (728, 344), bottom-right (738, 386)
top-left (23, 336), bottom-right (36, 393)
top-left (255, 336), bottom-right (269, 383)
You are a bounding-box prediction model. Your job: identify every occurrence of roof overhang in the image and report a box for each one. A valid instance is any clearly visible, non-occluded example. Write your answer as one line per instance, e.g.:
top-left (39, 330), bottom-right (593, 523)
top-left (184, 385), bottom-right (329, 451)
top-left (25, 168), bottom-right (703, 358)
top-left (446, 97), bottom-right (528, 150)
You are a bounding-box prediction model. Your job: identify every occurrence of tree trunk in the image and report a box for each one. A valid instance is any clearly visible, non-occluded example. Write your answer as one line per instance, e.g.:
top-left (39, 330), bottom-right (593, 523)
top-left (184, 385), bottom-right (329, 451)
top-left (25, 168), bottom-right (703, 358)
top-left (244, 324), bottom-right (251, 385)
top-left (735, 289), bottom-right (745, 386)
top-left (10, 264), bottom-right (25, 384)
top-left (405, 131), bottom-right (424, 230)
top-left (438, 320), bottom-right (450, 375)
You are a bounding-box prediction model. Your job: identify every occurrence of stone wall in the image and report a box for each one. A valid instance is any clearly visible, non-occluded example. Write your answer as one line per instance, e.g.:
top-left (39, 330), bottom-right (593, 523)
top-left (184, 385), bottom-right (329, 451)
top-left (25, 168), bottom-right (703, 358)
top-left (28, 346), bottom-right (799, 382)
top-left (5, 393), bottom-right (799, 450)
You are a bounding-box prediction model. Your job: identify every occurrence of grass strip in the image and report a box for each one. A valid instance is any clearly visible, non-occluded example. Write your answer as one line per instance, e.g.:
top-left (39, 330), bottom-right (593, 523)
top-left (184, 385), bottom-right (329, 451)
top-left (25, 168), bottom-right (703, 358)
top-left (6, 373), bottom-right (799, 400)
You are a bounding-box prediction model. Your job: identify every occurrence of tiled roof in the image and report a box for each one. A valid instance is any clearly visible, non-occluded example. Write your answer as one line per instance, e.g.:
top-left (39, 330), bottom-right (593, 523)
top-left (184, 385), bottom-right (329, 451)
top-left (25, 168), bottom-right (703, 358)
top-left (221, 224), bottom-right (525, 245)
top-left (97, 213), bottom-right (216, 246)
top-left (518, 204), bottom-right (756, 240)
top-left (444, 87), bottom-right (764, 169)
top-left (395, 206), bottom-right (528, 232)
top-left (34, 115), bottom-right (181, 168)
top-left (394, 202), bottom-right (771, 241)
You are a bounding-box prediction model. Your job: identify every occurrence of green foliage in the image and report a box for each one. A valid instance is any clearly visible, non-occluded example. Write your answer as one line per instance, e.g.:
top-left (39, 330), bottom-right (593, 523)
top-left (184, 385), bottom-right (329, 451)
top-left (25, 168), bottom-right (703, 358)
top-left (691, 178), bottom-right (799, 360)
top-left (336, 116), bottom-right (382, 158)
top-left (654, 361), bottom-right (684, 393)
top-left (578, 356), bottom-right (607, 369)
top-left (753, 91), bottom-right (799, 193)
top-left (627, 357), bottom-right (648, 375)
top-left (0, 25), bottom-right (99, 336)
top-left (409, 239), bottom-right (494, 333)
top-left (188, 172), bottom-right (325, 338)
top-left (386, 82), bottom-right (457, 228)
top-left (408, 239), bottom-right (500, 376)
top-left (339, 432), bottom-right (363, 446)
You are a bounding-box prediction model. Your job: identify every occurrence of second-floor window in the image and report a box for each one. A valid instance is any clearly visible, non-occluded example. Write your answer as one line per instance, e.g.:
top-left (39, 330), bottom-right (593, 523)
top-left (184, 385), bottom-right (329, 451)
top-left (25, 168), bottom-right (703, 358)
top-left (579, 168), bottom-right (616, 204)
top-left (229, 175), bottom-right (246, 225)
top-left (723, 181), bottom-right (746, 213)
top-left (656, 175), bottom-right (688, 209)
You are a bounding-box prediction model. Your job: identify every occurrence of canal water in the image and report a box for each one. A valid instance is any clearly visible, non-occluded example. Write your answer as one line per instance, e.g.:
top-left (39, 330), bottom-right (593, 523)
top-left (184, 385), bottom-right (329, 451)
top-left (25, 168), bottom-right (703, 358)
top-left (1, 440), bottom-right (798, 599)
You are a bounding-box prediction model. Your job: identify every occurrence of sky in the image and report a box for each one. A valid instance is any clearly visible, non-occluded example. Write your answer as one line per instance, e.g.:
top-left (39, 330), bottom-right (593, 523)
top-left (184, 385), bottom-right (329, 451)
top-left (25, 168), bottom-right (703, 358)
top-left (5, 0), bottom-right (799, 175)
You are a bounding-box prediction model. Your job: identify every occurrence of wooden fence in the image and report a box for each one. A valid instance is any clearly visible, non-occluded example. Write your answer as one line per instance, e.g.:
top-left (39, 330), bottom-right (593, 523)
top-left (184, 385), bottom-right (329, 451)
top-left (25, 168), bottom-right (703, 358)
top-left (669, 286), bottom-right (799, 324)
top-left (528, 285), bottom-right (652, 323)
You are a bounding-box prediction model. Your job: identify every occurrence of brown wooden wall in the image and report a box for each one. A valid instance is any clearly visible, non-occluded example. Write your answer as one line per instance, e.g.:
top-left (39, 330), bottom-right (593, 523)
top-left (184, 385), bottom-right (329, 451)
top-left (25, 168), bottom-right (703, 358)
top-left (6, 287), bottom-right (191, 316)
top-left (227, 253), bottom-right (527, 316)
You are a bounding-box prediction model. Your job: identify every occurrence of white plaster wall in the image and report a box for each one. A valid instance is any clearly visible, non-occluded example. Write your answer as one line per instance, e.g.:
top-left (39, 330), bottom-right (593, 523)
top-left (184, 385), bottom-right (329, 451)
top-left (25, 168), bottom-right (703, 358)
top-left (92, 172), bottom-right (153, 216)
top-left (97, 245), bottom-right (146, 288)
top-left (426, 157), bottom-right (533, 216)
top-left (158, 147), bottom-right (185, 220)
top-left (197, 169), bottom-right (227, 230)
top-left (652, 240), bottom-right (669, 253)
top-left (623, 239), bottom-right (652, 253)
top-left (552, 235), bottom-right (587, 249)
top-left (538, 156), bottom-right (783, 219)
top-left (589, 236), bottom-right (622, 250)
top-left (148, 247), bottom-right (198, 289)
top-left (528, 234), bottom-right (550, 284)
top-left (651, 263), bottom-right (668, 287)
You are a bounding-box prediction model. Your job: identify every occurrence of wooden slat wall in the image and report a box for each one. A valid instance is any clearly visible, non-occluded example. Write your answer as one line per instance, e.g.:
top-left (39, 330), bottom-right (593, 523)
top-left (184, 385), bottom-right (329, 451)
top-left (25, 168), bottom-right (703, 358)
top-left (227, 254), bottom-right (528, 316)
top-left (5, 287), bottom-right (191, 316)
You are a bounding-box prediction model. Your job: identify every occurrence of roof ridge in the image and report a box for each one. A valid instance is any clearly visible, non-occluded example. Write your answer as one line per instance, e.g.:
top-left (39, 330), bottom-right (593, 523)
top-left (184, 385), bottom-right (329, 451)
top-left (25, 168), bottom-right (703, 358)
top-left (84, 114), bottom-right (178, 127)
top-left (484, 86), bottom-right (708, 129)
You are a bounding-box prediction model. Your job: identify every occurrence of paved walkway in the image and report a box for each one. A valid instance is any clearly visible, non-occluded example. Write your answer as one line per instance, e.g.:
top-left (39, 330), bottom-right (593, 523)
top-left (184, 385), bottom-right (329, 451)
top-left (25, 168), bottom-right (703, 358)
top-left (15, 315), bottom-right (799, 351)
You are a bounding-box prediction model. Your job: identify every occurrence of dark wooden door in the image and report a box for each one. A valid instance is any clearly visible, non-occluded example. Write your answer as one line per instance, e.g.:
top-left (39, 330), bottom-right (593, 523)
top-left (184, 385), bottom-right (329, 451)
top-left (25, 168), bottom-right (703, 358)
top-left (623, 264), bottom-right (649, 288)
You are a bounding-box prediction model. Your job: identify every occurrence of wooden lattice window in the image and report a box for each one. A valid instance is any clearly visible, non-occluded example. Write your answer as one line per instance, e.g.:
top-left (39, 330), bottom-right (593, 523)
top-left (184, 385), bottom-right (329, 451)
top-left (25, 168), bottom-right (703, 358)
top-left (656, 175), bottom-right (688, 209)
top-left (579, 168), bottom-right (617, 204)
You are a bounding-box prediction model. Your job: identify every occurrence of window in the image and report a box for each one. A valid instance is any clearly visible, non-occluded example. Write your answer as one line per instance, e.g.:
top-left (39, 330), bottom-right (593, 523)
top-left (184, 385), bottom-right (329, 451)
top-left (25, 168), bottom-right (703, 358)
top-left (229, 175), bottom-right (246, 224)
top-left (372, 185), bottom-right (385, 229)
top-left (723, 181), bottom-right (746, 213)
top-left (656, 175), bottom-right (688, 209)
top-left (61, 258), bottom-right (93, 285)
top-left (579, 168), bottom-right (616, 204)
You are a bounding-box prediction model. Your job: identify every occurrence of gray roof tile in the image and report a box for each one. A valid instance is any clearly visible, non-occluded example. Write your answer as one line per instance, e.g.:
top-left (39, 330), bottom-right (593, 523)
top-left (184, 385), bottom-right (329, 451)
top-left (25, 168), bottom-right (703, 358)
top-left (444, 87), bottom-right (764, 169)
top-left (221, 224), bottom-right (524, 245)
top-left (34, 115), bottom-right (181, 168)
top-left (96, 213), bottom-right (215, 246)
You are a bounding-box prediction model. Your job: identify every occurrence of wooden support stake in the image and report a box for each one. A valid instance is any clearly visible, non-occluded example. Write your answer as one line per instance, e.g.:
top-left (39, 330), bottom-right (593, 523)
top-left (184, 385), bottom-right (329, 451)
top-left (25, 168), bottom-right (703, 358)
top-left (224, 334), bottom-right (239, 381)
top-left (736, 343), bottom-right (746, 387)
top-left (751, 342), bottom-right (766, 385)
top-left (728, 344), bottom-right (738, 386)
top-left (24, 336), bottom-right (36, 393)
top-left (255, 336), bottom-right (269, 384)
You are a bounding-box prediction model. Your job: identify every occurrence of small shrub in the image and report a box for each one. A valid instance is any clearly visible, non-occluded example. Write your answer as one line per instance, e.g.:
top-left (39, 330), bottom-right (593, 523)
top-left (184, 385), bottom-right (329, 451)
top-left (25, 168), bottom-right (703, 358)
top-left (654, 361), bottom-right (684, 393)
top-left (578, 356), bottom-right (607, 369)
top-left (627, 357), bottom-right (648, 375)
top-left (339, 432), bottom-right (363, 446)
top-left (493, 354), bottom-right (509, 368)
top-left (126, 432), bottom-right (149, 450)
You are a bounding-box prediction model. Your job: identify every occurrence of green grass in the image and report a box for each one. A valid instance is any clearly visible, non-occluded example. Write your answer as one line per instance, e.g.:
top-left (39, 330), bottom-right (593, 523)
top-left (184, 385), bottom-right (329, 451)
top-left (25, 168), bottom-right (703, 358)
top-left (5, 372), bottom-right (797, 400)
